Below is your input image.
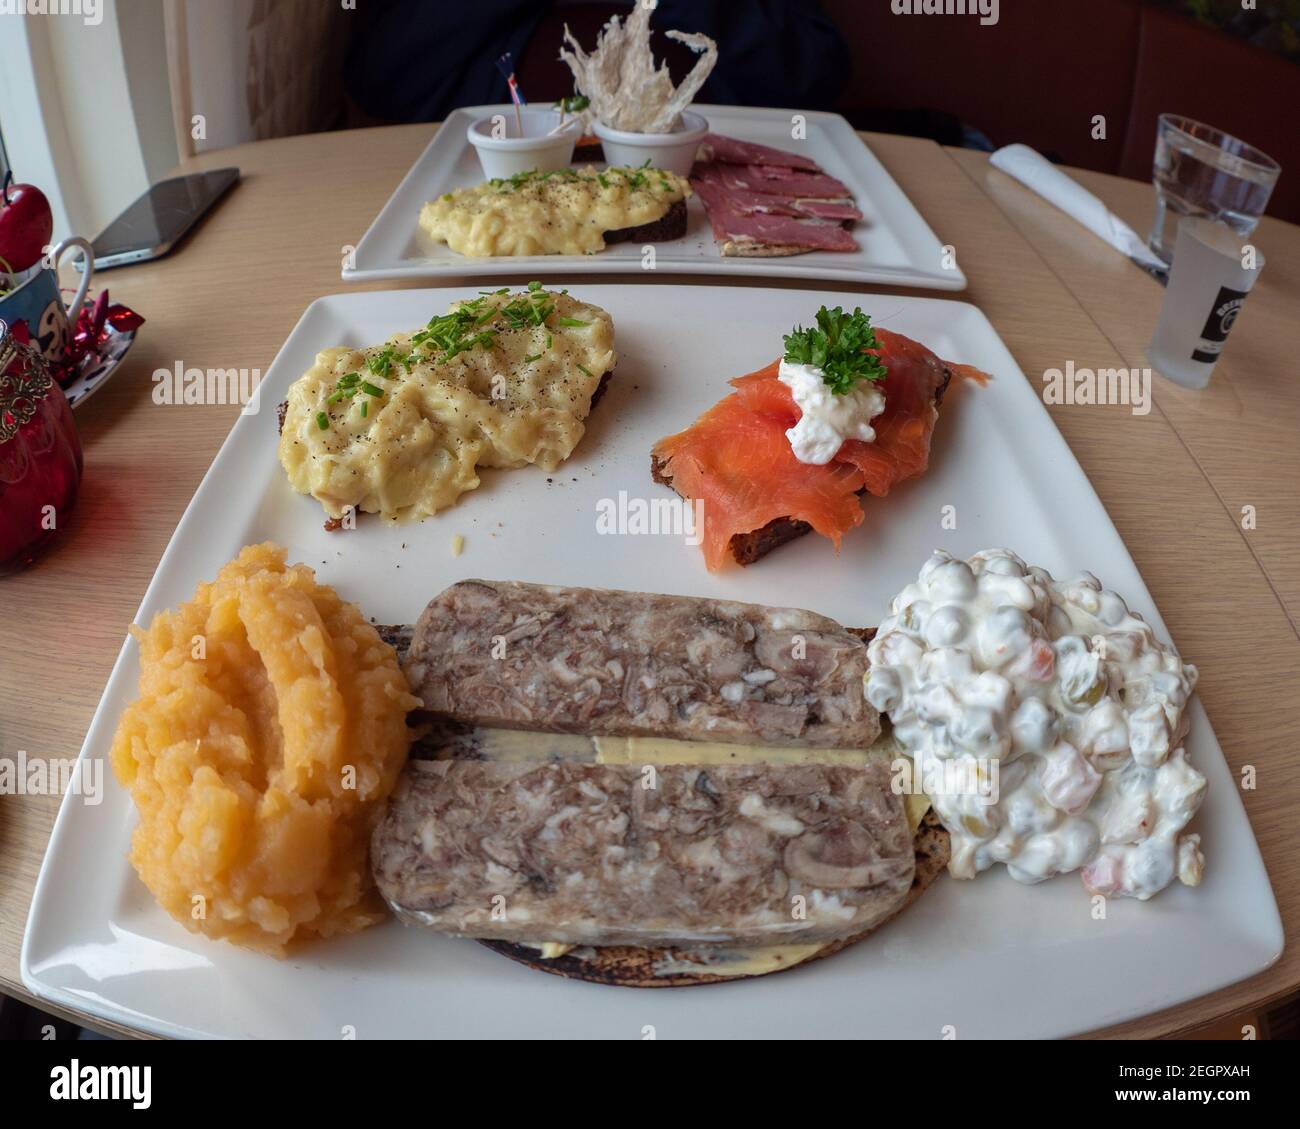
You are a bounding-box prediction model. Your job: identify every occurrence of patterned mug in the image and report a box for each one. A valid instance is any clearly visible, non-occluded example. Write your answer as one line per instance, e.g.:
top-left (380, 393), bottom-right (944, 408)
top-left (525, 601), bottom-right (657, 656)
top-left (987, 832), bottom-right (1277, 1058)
top-left (0, 236), bottom-right (95, 364)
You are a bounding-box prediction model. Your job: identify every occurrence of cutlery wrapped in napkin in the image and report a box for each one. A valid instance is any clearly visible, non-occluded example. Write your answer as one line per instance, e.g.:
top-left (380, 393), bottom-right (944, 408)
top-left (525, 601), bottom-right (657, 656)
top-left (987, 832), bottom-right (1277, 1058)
top-left (989, 144), bottom-right (1168, 274)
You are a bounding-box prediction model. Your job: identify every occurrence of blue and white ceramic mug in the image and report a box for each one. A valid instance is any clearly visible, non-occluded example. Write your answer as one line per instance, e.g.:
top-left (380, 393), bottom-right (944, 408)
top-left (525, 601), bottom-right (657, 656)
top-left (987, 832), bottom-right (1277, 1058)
top-left (0, 237), bottom-right (94, 363)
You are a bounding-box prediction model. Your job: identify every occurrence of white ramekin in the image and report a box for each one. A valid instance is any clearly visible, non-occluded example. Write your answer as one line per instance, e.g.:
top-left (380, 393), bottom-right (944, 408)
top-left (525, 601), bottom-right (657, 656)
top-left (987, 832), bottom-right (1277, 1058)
top-left (467, 109), bottom-right (580, 179)
top-left (592, 110), bottom-right (708, 176)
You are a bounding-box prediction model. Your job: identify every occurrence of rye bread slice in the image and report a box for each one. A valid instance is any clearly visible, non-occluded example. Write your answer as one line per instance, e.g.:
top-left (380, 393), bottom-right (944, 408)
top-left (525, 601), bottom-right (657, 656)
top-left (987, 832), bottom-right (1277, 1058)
top-left (721, 239), bottom-right (828, 258)
top-left (604, 197), bottom-right (687, 245)
top-left (651, 366), bottom-right (954, 566)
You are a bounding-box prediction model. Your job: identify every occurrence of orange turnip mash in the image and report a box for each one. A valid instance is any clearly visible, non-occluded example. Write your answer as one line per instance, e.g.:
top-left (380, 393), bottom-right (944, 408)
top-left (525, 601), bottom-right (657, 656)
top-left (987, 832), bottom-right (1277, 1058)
top-left (109, 543), bottom-right (419, 955)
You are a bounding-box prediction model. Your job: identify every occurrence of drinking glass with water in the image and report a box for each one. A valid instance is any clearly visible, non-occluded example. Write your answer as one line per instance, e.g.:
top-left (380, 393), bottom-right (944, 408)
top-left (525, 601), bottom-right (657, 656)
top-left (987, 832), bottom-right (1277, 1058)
top-left (1149, 115), bottom-right (1280, 264)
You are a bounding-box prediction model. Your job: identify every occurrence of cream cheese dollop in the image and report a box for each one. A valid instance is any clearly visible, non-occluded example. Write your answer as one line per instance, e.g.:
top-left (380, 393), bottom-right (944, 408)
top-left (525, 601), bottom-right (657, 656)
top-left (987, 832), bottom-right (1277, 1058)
top-left (777, 359), bottom-right (886, 465)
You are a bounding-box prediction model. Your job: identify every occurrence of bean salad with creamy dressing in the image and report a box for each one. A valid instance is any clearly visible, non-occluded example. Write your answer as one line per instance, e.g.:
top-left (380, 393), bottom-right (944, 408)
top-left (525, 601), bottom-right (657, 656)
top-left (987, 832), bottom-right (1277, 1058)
top-left (865, 549), bottom-right (1206, 900)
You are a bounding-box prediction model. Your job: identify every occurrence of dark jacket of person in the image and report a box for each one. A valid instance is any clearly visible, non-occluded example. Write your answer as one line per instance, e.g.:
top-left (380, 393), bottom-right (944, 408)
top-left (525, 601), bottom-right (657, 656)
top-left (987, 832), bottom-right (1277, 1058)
top-left (346, 0), bottom-right (851, 122)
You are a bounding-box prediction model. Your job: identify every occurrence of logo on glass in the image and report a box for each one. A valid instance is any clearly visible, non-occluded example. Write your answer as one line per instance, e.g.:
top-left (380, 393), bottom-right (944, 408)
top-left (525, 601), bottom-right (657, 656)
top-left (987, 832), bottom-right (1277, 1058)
top-left (1191, 285), bottom-right (1247, 363)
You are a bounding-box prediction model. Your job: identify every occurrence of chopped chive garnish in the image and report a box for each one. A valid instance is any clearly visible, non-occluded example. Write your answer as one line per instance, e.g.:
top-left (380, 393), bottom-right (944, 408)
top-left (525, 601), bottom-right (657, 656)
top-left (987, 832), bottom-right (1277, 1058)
top-left (367, 346), bottom-right (395, 378)
top-left (397, 285), bottom-right (581, 365)
top-left (360, 400), bottom-right (368, 418)
top-left (524, 353), bottom-right (543, 363)
top-left (613, 164), bottom-right (649, 189)
top-left (361, 381), bottom-right (384, 396)
top-left (316, 411), bottom-right (329, 430)
top-left (576, 363), bottom-right (594, 378)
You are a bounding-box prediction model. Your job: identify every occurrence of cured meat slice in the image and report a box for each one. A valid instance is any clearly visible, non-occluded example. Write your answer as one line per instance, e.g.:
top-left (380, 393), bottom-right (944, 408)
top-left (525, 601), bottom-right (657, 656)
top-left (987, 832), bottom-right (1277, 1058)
top-left (692, 181), bottom-right (858, 254)
top-left (689, 136), bottom-right (861, 256)
top-left (696, 132), bottom-right (822, 171)
top-left (403, 580), bottom-right (881, 747)
top-left (372, 757), bottom-right (915, 947)
top-left (693, 160), bottom-right (852, 200)
top-left (691, 180), bottom-right (862, 222)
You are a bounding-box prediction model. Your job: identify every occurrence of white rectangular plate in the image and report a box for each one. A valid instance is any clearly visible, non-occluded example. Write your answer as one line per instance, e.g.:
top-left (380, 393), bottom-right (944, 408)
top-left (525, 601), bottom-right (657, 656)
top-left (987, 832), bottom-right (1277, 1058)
top-left (23, 285), bottom-right (1279, 1039)
top-left (343, 104), bottom-right (966, 290)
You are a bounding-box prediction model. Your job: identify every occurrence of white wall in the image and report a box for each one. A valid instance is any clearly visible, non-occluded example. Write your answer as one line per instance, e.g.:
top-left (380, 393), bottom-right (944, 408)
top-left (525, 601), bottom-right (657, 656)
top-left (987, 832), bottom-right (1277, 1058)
top-left (0, 14), bottom-right (82, 239)
top-left (182, 0), bottom-right (256, 152)
top-left (116, 0), bottom-right (179, 183)
top-left (0, 0), bottom-right (178, 240)
top-left (43, 4), bottom-right (149, 236)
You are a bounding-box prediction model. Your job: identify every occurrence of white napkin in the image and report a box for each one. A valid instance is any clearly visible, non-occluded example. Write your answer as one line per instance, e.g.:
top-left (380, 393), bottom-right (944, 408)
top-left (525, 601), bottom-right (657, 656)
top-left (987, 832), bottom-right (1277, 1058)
top-left (989, 143), bottom-right (1168, 271)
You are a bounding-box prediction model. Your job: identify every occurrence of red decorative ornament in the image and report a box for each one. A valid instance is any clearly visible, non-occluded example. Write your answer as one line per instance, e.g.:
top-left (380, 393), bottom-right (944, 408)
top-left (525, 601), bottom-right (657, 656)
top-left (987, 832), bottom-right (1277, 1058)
top-left (49, 287), bottom-right (145, 388)
top-left (0, 319), bottom-right (83, 574)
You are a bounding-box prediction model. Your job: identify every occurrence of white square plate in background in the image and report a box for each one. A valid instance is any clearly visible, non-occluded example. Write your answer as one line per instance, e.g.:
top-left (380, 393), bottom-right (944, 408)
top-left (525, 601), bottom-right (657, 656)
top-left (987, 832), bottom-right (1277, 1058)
top-left (343, 105), bottom-right (966, 290)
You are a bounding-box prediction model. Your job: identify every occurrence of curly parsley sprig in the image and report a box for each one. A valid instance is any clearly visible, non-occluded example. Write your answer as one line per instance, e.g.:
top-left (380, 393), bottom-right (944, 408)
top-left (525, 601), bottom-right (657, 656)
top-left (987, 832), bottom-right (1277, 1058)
top-left (783, 306), bottom-right (888, 395)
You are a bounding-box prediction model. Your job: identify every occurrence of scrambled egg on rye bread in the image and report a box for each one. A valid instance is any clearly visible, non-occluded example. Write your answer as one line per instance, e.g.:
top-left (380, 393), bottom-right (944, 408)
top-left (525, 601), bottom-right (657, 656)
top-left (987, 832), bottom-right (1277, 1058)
top-left (278, 285), bottom-right (615, 522)
top-left (420, 166), bottom-right (690, 257)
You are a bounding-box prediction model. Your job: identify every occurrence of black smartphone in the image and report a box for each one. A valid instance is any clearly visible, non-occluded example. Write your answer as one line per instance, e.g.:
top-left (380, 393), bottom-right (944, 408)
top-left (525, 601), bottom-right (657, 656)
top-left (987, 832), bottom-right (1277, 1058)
top-left (81, 168), bottom-right (240, 270)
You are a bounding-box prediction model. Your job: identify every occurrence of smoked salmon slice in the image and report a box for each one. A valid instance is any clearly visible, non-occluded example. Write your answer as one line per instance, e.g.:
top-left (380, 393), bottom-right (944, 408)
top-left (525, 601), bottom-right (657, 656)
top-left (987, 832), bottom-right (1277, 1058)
top-left (653, 328), bottom-right (987, 570)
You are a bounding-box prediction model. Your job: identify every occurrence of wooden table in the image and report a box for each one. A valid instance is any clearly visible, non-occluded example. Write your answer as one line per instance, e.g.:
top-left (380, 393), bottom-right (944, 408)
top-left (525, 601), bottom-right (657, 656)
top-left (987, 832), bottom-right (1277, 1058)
top-left (1, 124), bottom-right (1296, 1039)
